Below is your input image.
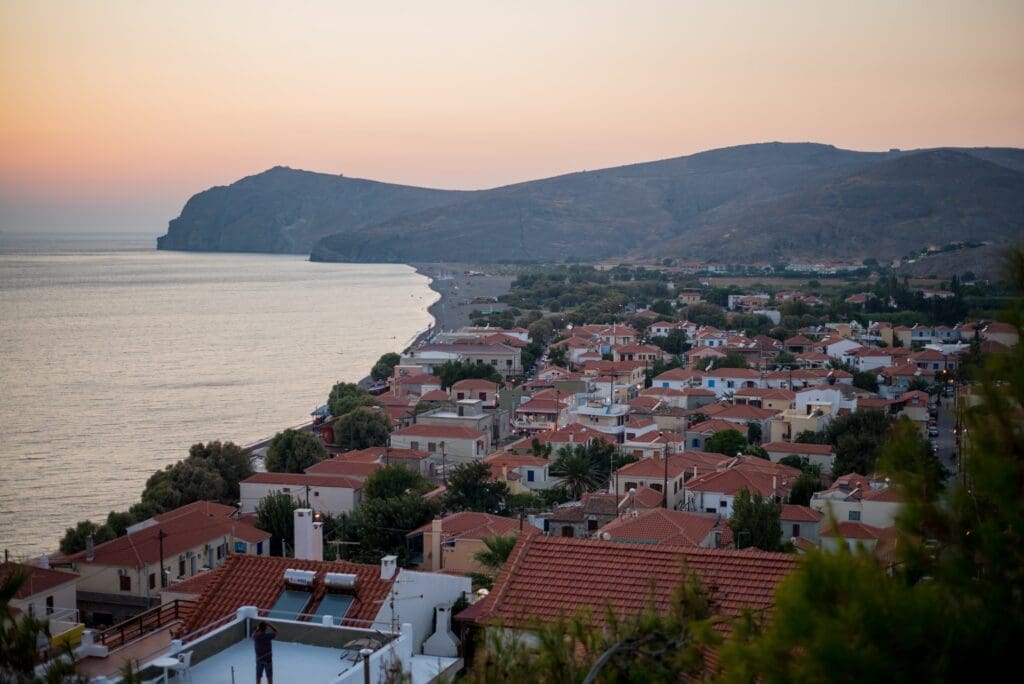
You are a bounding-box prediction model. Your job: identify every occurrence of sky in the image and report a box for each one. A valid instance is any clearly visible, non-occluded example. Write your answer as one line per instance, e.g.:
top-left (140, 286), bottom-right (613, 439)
top-left (1, 0), bottom-right (1022, 233)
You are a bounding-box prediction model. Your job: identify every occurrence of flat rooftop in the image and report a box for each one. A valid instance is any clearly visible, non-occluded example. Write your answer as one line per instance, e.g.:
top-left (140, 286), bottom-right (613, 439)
top-left (188, 639), bottom-right (361, 683)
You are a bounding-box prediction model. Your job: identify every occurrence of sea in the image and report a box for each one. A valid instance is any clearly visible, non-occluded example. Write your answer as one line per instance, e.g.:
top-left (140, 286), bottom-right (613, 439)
top-left (0, 232), bottom-right (437, 559)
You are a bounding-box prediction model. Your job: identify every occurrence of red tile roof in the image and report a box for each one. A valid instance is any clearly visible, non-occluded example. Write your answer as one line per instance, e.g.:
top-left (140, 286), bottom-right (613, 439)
top-left (63, 502), bottom-right (269, 568)
top-left (483, 453), bottom-right (550, 468)
top-left (821, 521), bottom-right (892, 540)
top-left (304, 459), bottom-right (384, 478)
top-left (390, 424), bottom-right (486, 439)
top-left (598, 509), bottom-right (720, 547)
top-left (0, 562), bottom-right (78, 599)
top-left (686, 468), bottom-right (790, 498)
top-left (451, 379), bottom-right (501, 391)
top-left (162, 567), bottom-right (222, 597)
top-left (710, 405), bottom-right (781, 421)
top-left (408, 512), bottom-right (538, 540)
top-left (242, 472), bottom-right (366, 490)
top-left (779, 505), bottom-right (823, 522)
top-left (462, 536), bottom-right (797, 629)
top-left (761, 441), bottom-right (834, 456)
top-left (704, 368), bottom-right (760, 378)
top-left (180, 555), bottom-right (394, 633)
top-left (688, 419), bottom-right (741, 435)
top-left (653, 368), bottom-right (704, 382)
top-left (616, 452), bottom-right (729, 479)
top-left (418, 389), bottom-right (451, 402)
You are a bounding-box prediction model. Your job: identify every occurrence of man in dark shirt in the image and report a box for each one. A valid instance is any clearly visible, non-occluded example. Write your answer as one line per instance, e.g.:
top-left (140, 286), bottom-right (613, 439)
top-left (252, 621), bottom-right (278, 684)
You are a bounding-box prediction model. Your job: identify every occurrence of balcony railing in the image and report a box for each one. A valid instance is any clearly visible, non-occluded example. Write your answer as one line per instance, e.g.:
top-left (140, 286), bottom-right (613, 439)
top-left (96, 599), bottom-right (196, 650)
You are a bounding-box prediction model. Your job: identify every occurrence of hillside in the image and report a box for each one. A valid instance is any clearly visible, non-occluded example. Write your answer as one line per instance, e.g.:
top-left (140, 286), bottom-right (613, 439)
top-left (156, 143), bottom-right (1024, 262)
top-left (156, 166), bottom-right (466, 253)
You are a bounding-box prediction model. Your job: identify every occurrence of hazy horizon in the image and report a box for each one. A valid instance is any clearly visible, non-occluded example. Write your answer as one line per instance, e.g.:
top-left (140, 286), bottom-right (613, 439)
top-left (2, 1), bottom-right (1022, 233)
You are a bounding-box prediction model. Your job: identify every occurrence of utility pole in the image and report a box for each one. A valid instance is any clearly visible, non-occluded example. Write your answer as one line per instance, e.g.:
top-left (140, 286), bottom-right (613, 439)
top-left (157, 529), bottom-right (168, 588)
top-left (660, 432), bottom-right (670, 509)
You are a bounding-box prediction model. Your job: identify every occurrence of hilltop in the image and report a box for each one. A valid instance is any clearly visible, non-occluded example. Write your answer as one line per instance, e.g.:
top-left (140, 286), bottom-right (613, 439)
top-left (155, 143), bottom-right (1024, 262)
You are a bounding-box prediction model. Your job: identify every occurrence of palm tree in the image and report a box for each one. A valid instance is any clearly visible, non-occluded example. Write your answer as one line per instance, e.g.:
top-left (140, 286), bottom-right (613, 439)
top-left (550, 445), bottom-right (604, 500)
top-left (473, 535), bottom-right (518, 574)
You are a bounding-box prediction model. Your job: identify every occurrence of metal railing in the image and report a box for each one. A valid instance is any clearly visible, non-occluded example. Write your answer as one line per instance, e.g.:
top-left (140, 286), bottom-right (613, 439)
top-left (96, 599), bottom-right (196, 650)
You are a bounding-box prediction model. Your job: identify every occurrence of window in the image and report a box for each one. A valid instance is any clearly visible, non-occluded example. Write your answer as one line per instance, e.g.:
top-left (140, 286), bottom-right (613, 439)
top-left (456, 392), bottom-right (465, 400)
top-left (661, 382), bottom-right (669, 388)
top-left (428, 442), bottom-right (436, 453)
top-left (691, 439), bottom-right (700, 448)
top-left (478, 392), bottom-right (487, 401)
top-left (727, 381), bottom-right (735, 389)
top-left (651, 483), bottom-right (663, 492)
top-left (561, 526), bottom-right (574, 538)
top-left (792, 524), bottom-right (801, 538)
top-left (624, 481), bottom-right (637, 490)
top-left (179, 559), bottom-right (186, 577)
top-left (707, 379), bottom-right (716, 388)
top-left (282, 487), bottom-right (290, 493)
top-left (45, 596), bottom-right (54, 615)
top-left (706, 507), bottom-right (717, 514)
top-left (119, 574), bottom-right (131, 592)
top-left (527, 470), bottom-right (535, 482)
top-left (849, 510), bottom-right (861, 521)
top-left (719, 500), bottom-right (727, 508)
top-left (148, 573), bottom-right (156, 590)
top-left (490, 359), bottom-right (498, 366)
top-left (410, 441), bottom-right (420, 450)
top-left (587, 519), bottom-right (598, 532)
top-left (216, 545), bottom-right (224, 560)
top-left (256, 541), bottom-right (264, 555)
top-left (313, 491), bottom-right (319, 496)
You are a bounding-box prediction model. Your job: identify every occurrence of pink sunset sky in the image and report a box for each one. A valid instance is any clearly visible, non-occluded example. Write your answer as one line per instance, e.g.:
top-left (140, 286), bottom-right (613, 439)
top-left (1, 0), bottom-right (1022, 232)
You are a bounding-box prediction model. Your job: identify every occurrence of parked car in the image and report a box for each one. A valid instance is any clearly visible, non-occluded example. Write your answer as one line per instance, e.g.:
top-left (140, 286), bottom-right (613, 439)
top-left (928, 426), bottom-right (939, 437)
top-left (930, 441), bottom-right (939, 452)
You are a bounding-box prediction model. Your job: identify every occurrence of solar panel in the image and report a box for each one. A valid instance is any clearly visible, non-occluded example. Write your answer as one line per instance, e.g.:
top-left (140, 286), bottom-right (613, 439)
top-left (314, 594), bottom-right (354, 625)
top-left (269, 590), bottom-right (313, 619)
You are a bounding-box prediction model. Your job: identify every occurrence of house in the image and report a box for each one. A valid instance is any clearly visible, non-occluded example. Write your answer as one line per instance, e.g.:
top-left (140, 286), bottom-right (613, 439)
top-left (732, 387), bottom-right (795, 412)
top-left (613, 452), bottom-right (730, 509)
top-left (513, 394), bottom-right (569, 432)
top-left (681, 466), bottom-right (795, 517)
top-left (407, 513), bottom-right (539, 573)
top-left (761, 441), bottom-right (835, 471)
top-left (307, 446), bottom-right (433, 478)
top-left (980, 321), bottom-right (1019, 348)
top-left (456, 536), bottom-right (797, 635)
top-left (704, 404), bottom-right (780, 439)
top-left (596, 508), bottom-right (726, 548)
top-left (612, 343), bottom-right (665, 366)
top-left (810, 474), bottom-right (903, 527)
top-left (677, 290), bottom-right (703, 305)
top-left (641, 386), bottom-right (717, 410)
top-left (393, 374), bottom-right (443, 399)
top-left (239, 472), bottom-right (364, 516)
top-left (783, 335), bottom-right (816, 355)
top-left (568, 402), bottom-right (630, 442)
top-left (416, 398), bottom-right (510, 446)
top-left (404, 342), bottom-right (522, 379)
top-left (0, 561), bottom-right (82, 647)
top-left (893, 390), bottom-right (930, 435)
top-left (820, 521), bottom-right (896, 555)
top-left (651, 367), bottom-right (704, 390)
top-left (545, 489), bottom-right (660, 539)
top-left (505, 423), bottom-right (616, 456)
top-left (701, 368), bottom-right (764, 398)
top-left (684, 418), bottom-right (741, 451)
top-left (450, 379), bottom-right (501, 407)
top-left (621, 430), bottom-right (687, 460)
top-left (482, 453), bottom-right (551, 490)
top-left (56, 501), bottom-right (270, 625)
top-left (648, 320), bottom-right (686, 338)
top-left (389, 424), bottom-right (489, 463)
top-left (779, 505), bottom-right (823, 544)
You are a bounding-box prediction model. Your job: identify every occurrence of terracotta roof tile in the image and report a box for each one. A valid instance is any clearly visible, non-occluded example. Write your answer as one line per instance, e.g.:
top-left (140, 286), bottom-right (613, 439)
top-left (598, 509), bottom-right (720, 547)
top-left (304, 459), bottom-right (384, 478)
top-left (408, 512), bottom-right (538, 540)
top-left (390, 424), bottom-right (485, 439)
top-left (181, 555), bottom-right (394, 634)
top-left (779, 505), bottom-right (823, 522)
top-left (243, 472), bottom-right (365, 490)
top-left (616, 452), bottom-right (729, 479)
top-left (462, 536), bottom-right (796, 629)
top-left (0, 562), bottom-right (78, 599)
top-left (761, 441), bottom-right (834, 456)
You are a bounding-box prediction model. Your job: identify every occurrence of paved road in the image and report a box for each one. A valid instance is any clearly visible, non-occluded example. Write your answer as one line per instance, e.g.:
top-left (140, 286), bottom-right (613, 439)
top-left (934, 390), bottom-right (959, 477)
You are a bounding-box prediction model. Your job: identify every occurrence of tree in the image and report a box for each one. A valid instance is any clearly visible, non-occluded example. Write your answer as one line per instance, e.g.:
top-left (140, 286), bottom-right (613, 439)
top-left (778, 455), bottom-right (822, 478)
top-left (746, 421), bottom-right (763, 445)
top-left (435, 360), bottom-right (503, 389)
top-left (141, 459), bottom-right (226, 511)
top-left (550, 444), bottom-right (607, 500)
top-left (773, 351), bottom-right (799, 369)
top-left (444, 462), bottom-right (510, 514)
top-left (332, 407), bottom-right (392, 451)
top-left (59, 519), bottom-right (115, 555)
top-left (327, 382), bottom-right (375, 417)
top-left (695, 352), bottom-right (749, 370)
top-left (705, 429), bottom-right (748, 456)
top-left (653, 328), bottom-right (690, 356)
top-left (826, 410), bottom-right (893, 477)
top-left (684, 303), bottom-right (727, 328)
top-left (362, 464), bottom-right (431, 500)
top-left (370, 352), bottom-right (401, 381)
top-left (794, 430), bottom-right (829, 444)
top-left (343, 495), bottom-right (441, 565)
top-left (728, 489), bottom-right (783, 552)
top-left (265, 428), bottom-right (328, 473)
top-left (187, 441), bottom-right (252, 502)
top-left (255, 492), bottom-right (299, 557)
top-left (788, 472), bottom-right (824, 507)
top-left (547, 345), bottom-right (568, 368)
top-left (852, 369), bottom-right (880, 393)
top-left (472, 534), bottom-right (519, 586)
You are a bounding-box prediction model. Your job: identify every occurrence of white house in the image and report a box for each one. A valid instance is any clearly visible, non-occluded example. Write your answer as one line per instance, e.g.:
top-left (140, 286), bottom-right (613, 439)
top-left (239, 472), bottom-right (364, 516)
top-left (810, 474), bottom-right (903, 527)
top-left (701, 368), bottom-right (764, 398)
top-left (389, 424), bottom-right (488, 463)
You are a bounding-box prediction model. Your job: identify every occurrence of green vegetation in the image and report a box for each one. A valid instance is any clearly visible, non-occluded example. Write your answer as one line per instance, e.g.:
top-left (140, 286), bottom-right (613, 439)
top-left (728, 489), bottom-right (783, 552)
top-left (471, 534), bottom-right (519, 590)
top-left (255, 492), bottom-right (300, 557)
top-left (549, 441), bottom-right (628, 500)
top-left (327, 382), bottom-right (376, 417)
top-left (340, 494), bottom-right (441, 566)
top-left (435, 360), bottom-right (503, 389)
top-left (370, 352), bottom-right (401, 381)
top-left (704, 429), bottom-right (748, 457)
top-left (362, 464), bottom-right (432, 500)
top-left (331, 407), bottom-right (392, 451)
top-left (265, 428), bottom-right (328, 473)
top-left (444, 461), bottom-right (510, 514)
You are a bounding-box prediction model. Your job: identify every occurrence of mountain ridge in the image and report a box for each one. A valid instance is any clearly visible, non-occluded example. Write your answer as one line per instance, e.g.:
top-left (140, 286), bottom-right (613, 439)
top-left (155, 142), bottom-right (1024, 262)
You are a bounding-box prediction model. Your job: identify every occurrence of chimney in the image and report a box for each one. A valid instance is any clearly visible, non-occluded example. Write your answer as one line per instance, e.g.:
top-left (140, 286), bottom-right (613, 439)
top-left (772, 475), bottom-right (778, 497)
top-left (293, 509), bottom-right (323, 561)
top-left (86, 535), bottom-right (95, 562)
top-left (423, 604), bottom-right (460, 657)
top-left (380, 555), bottom-right (398, 581)
top-left (430, 517), bottom-right (443, 570)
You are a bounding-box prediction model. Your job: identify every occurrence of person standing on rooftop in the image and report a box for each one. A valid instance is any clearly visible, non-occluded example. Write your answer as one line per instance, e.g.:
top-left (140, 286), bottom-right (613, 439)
top-left (253, 621), bottom-right (278, 684)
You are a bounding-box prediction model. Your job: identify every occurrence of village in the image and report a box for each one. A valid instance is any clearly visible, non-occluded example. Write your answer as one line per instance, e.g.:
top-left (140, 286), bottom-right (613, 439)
top-left (3, 266), bottom-right (1018, 682)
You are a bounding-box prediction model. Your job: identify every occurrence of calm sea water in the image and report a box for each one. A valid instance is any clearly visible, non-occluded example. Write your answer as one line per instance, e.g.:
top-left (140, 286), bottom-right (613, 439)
top-left (0, 232), bottom-right (436, 558)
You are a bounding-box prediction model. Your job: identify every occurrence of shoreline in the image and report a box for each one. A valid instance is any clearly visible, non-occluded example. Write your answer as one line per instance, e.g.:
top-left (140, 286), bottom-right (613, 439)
top-left (410, 262), bottom-right (515, 336)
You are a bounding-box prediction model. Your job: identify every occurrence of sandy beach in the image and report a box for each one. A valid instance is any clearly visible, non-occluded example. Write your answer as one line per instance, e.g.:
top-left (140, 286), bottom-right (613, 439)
top-left (412, 263), bottom-right (516, 334)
